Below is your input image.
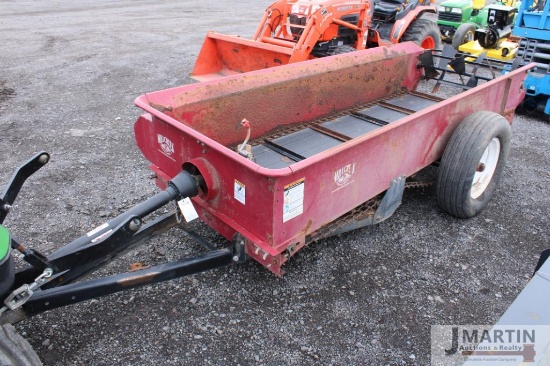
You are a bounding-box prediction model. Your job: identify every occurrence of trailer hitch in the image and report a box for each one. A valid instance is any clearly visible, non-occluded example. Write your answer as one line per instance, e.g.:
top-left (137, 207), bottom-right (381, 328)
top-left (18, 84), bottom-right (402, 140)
top-left (11, 168), bottom-right (201, 289)
top-left (0, 268), bottom-right (53, 313)
top-left (0, 153), bottom-right (247, 324)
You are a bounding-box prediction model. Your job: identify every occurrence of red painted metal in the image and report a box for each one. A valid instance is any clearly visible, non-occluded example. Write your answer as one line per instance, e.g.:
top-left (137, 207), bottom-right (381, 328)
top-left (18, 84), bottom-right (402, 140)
top-left (134, 42), bottom-right (530, 275)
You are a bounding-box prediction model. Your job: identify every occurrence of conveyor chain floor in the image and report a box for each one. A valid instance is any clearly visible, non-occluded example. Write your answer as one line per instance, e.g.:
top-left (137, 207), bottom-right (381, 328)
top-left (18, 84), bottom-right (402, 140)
top-left (251, 91), bottom-right (441, 168)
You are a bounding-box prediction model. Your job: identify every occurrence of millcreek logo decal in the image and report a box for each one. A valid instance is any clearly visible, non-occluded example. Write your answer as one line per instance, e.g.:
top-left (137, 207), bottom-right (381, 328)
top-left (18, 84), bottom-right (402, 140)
top-left (334, 163), bottom-right (356, 188)
top-left (157, 134), bottom-right (175, 158)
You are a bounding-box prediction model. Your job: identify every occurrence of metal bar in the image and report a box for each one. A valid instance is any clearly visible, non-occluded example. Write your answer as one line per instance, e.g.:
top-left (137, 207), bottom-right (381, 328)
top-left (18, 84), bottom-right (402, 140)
top-left (465, 52), bottom-right (488, 88)
top-left (409, 91), bottom-right (444, 102)
top-left (0, 152), bottom-right (49, 224)
top-left (22, 248), bottom-right (235, 316)
top-left (260, 36), bottom-right (296, 48)
top-left (178, 226), bottom-right (218, 251)
top-left (499, 79), bottom-right (512, 116)
top-left (262, 139), bottom-right (306, 161)
top-left (10, 171), bottom-right (199, 291)
top-left (309, 125), bottom-right (351, 141)
top-left (427, 65), bottom-right (494, 83)
top-left (46, 171), bottom-right (198, 260)
top-left (377, 101), bottom-right (415, 115)
top-left (430, 45), bottom-right (457, 92)
top-left (332, 18), bottom-right (360, 31)
top-left (351, 112), bottom-right (389, 126)
top-left (294, 20), bottom-right (313, 50)
top-left (12, 212), bottom-right (180, 289)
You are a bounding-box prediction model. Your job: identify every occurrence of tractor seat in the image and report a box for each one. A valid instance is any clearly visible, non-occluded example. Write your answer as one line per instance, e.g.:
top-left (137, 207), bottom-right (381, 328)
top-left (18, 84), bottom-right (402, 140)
top-left (472, 0), bottom-right (486, 10)
top-left (373, 0), bottom-right (404, 21)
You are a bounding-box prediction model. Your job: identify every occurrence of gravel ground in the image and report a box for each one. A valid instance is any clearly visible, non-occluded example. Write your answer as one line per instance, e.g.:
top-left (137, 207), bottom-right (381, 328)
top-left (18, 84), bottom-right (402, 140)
top-left (1, 1), bottom-right (549, 365)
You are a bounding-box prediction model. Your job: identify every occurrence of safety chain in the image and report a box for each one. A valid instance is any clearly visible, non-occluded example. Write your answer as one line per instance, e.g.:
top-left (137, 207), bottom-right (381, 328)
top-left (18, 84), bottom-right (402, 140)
top-left (309, 178), bottom-right (434, 242)
top-left (0, 268), bottom-right (54, 315)
top-left (404, 180), bottom-right (434, 189)
top-left (309, 197), bottom-right (381, 242)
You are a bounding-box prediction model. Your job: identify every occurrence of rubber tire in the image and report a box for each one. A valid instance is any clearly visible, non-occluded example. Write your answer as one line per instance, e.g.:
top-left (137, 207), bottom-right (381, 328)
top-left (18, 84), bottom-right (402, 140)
top-left (401, 18), bottom-right (442, 50)
top-left (451, 23), bottom-right (476, 50)
top-left (436, 111), bottom-right (511, 219)
top-left (0, 324), bottom-right (42, 366)
top-left (327, 45), bottom-right (357, 56)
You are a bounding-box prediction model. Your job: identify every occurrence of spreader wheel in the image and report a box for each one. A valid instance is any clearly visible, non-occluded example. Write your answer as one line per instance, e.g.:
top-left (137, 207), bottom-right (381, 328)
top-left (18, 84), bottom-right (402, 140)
top-left (436, 111), bottom-right (511, 218)
top-left (401, 18), bottom-right (442, 50)
top-left (451, 23), bottom-right (476, 50)
top-left (0, 324), bottom-right (42, 366)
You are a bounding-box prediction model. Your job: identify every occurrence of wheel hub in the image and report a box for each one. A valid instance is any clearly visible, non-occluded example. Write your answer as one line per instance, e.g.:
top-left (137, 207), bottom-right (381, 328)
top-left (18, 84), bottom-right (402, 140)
top-left (471, 138), bottom-right (500, 199)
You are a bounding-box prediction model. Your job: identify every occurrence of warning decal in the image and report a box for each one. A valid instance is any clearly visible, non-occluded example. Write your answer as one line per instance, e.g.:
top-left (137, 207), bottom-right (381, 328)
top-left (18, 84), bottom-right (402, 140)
top-left (234, 179), bottom-right (246, 204)
top-left (283, 178), bottom-right (305, 223)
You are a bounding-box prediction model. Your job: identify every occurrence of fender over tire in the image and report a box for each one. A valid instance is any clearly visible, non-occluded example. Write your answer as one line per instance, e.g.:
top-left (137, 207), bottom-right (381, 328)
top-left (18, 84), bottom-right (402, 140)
top-left (0, 324), bottom-right (42, 366)
top-left (436, 111), bottom-right (511, 218)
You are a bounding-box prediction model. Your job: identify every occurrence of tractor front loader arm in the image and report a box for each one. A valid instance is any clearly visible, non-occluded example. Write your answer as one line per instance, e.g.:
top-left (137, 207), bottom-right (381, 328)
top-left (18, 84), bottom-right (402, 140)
top-left (191, 0), bottom-right (373, 80)
top-left (253, 0), bottom-right (290, 41)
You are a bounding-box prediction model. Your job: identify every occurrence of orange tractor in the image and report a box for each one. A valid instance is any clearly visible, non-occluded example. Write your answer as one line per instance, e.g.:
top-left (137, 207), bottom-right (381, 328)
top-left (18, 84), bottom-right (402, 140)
top-left (191, 0), bottom-right (441, 81)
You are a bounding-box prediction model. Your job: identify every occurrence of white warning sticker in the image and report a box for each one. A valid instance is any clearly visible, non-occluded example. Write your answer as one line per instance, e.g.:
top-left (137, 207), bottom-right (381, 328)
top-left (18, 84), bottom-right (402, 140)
top-left (86, 222), bottom-right (109, 237)
top-left (283, 178), bottom-right (305, 223)
top-left (234, 179), bottom-right (246, 205)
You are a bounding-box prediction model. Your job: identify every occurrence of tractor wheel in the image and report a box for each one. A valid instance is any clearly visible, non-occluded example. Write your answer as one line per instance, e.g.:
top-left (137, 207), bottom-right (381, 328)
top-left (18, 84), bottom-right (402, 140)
top-left (436, 111), bottom-right (511, 218)
top-left (401, 18), bottom-right (441, 50)
top-left (327, 45), bottom-right (357, 56)
top-left (0, 324), bottom-right (42, 366)
top-left (451, 23), bottom-right (476, 49)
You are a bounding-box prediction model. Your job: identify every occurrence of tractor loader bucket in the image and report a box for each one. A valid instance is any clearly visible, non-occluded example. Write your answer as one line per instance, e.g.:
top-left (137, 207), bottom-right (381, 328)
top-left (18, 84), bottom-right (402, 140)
top-left (190, 32), bottom-right (294, 82)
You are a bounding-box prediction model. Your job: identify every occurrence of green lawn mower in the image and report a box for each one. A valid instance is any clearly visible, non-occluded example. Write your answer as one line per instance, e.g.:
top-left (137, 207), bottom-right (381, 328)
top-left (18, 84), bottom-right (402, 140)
top-left (438, 0), bottom-right (520, 48)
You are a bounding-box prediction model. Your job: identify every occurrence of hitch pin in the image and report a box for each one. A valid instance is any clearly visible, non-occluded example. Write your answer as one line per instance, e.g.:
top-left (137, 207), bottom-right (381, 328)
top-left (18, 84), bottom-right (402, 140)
top-left (0, 268), bottom-right (54, 314)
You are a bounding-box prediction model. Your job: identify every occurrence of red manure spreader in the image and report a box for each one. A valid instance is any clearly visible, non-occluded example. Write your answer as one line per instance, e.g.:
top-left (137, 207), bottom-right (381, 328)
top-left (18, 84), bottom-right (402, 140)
top-left (0, 43), bottom-right (532, 363)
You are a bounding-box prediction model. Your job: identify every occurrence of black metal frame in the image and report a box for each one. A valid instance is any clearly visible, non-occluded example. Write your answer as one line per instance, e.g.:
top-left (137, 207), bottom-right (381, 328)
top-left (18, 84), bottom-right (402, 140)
top-left (418, 45), bottom-right (512, 90)
top-left (0, 152), bottom-right (245, 324)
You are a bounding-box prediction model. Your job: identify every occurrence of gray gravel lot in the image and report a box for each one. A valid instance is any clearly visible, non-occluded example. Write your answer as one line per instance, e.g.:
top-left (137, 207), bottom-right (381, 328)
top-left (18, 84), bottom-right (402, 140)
top-left (1, 1), bottom-right (549, 365)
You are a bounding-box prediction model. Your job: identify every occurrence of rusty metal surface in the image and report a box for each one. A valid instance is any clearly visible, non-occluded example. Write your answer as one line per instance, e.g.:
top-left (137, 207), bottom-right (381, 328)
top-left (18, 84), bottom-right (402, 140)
top-left (136, 42), bottom-right (424, 148)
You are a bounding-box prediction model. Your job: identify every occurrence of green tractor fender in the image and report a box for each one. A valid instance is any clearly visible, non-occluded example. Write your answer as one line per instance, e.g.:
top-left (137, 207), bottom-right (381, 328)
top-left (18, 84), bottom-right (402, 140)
top-left (0, 225), bottom-right (14, 298)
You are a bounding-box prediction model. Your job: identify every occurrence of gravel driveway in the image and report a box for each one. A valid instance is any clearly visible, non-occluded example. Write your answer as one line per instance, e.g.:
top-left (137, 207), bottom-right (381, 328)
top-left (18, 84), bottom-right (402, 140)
top-left (1, 1), bottom-right (549, 365)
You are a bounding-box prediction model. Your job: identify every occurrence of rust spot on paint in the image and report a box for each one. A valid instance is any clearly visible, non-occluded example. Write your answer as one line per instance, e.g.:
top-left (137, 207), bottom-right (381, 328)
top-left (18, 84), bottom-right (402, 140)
top-left (301, 219), bottom-right (313, 235)
top-left (129, 262), bottom-right (151, 271)
top-left (118, 272), bottom-right (159, 287)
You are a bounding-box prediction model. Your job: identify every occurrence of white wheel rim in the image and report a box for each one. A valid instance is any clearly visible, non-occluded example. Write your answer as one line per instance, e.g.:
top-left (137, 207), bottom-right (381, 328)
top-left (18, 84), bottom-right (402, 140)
top-left (471, 137), bottom-right (500, 199)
